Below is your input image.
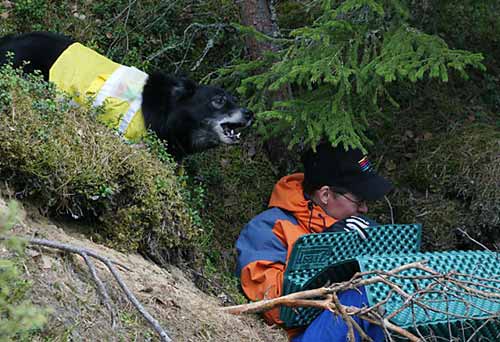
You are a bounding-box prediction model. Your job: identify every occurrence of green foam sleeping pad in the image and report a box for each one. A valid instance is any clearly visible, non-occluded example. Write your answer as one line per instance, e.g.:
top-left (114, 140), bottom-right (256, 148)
top-left (359, 251), bottom-right (500, 340)
top-left (281, 224), bottom-right (422, 327)
top-left (280, 224), bottom-right (500, 340)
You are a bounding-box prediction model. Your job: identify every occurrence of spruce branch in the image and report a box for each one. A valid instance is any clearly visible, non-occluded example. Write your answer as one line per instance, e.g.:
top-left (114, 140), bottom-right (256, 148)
top-left (222, 0), bottom-right (486, 150)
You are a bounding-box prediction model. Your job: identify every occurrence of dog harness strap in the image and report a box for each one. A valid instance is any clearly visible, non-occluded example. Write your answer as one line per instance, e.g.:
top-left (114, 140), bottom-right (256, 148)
top-left (92, 65), bottom-right (147, 107)
top-left (92, 65), bottom-right (148, 139)
top-left (118, 98), bottom-right (143, 135)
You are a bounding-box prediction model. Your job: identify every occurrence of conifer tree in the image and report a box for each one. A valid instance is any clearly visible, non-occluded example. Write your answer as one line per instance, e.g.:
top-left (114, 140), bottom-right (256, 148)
top-left (220, 0), bottom-right (485, 150)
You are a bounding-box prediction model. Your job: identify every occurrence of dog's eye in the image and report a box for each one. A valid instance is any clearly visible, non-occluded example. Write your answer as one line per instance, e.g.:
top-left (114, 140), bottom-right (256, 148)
top-left (211, 96), bottom-right (226, 109)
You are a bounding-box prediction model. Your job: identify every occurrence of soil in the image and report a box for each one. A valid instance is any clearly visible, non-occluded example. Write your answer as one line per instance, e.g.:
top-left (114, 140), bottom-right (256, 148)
top-left (0, 197), bottom-right (288, 342)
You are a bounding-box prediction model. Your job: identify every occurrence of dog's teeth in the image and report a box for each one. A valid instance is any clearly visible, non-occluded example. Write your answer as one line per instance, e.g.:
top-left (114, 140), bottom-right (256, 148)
top-left (236, 133), bottom-right (241, 138)
top-left (231, 129), bottom-right (234, 136)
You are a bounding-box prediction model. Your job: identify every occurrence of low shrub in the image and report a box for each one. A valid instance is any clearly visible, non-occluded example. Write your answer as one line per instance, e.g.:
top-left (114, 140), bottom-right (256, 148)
top-left (405, 124), bottom-right (499, 244)
top-left (0, 200), bottom-right (46, 341)
top-left (0, 0), bottom-right (243, 80)
top-left (184, 137), bottom-right (277, 280)
top-left (0, 64), bottom-right (199, 264)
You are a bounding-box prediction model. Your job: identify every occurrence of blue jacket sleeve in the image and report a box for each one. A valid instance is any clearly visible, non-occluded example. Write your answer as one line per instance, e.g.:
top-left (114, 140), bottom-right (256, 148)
top-left (235, 207), bottom-right (297, 277)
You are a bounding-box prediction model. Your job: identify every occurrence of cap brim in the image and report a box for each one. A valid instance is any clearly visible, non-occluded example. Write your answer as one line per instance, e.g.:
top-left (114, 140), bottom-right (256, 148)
top-left (349, 173), bottom-right (393, 201)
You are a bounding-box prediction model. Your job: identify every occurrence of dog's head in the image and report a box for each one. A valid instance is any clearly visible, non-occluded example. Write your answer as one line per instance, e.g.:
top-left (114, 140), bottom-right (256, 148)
top-left (142, 73), bottom-right (253, 158)
top-left (183, 84), bottom-right (254, 148)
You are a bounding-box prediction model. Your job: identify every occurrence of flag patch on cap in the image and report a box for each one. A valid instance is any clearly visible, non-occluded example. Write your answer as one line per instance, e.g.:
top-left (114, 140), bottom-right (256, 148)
top-left (358, 156), bottom-right (373, 172)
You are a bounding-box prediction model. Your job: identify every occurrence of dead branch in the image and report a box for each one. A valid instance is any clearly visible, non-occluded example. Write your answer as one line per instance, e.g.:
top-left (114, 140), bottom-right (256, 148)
top-left (27, 237), bottom-right (172, 342)
top-left (456, 228), bottom-right (492, 252)
top-left (81, 251), bottom-right (117, 328)
top-left (331, 292), bottom-right (371, 341)
top-left (384, 195), bottom-right (394, 224)
top-left (224, 260), bottom-right (500, 341)
top-left (224, 261), bottom-right (426, 315)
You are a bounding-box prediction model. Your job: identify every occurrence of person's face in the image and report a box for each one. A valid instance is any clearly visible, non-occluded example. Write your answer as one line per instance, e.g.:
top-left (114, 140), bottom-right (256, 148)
top-left (316, 186), bottom-right (368, 220)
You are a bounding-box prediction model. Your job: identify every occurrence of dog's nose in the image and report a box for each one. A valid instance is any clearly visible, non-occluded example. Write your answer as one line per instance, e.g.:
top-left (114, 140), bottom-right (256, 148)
top-left (242, 108), bottom-right (254, 121)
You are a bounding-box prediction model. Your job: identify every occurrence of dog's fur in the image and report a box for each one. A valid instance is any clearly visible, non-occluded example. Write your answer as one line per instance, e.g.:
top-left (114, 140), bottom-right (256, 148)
top-left (0, 32), bottom-right (253, 159)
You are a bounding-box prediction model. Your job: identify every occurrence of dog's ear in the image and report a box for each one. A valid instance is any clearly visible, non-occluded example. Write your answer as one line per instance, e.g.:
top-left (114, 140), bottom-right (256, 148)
top-left (144, 72), bottom-right (196, 102)
top-left (172, 77), bottom-right (197, 102)
top-left (146, 71), bottom-right (178, 92)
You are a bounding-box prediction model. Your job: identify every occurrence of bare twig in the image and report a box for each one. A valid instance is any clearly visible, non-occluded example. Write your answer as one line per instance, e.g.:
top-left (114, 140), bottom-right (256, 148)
top-left (456, 228), bottom-right (492, 251)
top-left (225, 260), bottom-right (500, 341)
top-left (465, 317), bottom-right (497, 342)
top-left (332, 292), bottom-right (371, 341)
top-left (224, 261), bottom-right (426, 315)
top-left (384, 195), bottom-right (394, 224)
top-left (81, 252), bottom-right (117, 328)
top-left (27, 238), bottom-right (172, 342)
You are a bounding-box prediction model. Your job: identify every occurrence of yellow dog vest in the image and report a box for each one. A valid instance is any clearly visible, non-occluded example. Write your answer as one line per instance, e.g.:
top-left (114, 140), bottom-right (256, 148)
top-left (49, 43), bottom-right (148, 141)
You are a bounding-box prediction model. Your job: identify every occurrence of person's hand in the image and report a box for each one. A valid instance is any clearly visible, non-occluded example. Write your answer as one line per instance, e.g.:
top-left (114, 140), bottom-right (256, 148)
top-left (343, 216), bottom-right (370, 240)
top-left (326, 215), bottom-right (374, 239)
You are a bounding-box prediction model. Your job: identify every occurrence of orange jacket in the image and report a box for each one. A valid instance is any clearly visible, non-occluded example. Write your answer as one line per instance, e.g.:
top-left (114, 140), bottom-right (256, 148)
top-left (236, 173), bottom-right (338, 337)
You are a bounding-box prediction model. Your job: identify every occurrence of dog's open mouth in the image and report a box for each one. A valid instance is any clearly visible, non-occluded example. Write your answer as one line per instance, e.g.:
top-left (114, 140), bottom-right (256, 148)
top-left (221, 122), bottom-right (248, 141)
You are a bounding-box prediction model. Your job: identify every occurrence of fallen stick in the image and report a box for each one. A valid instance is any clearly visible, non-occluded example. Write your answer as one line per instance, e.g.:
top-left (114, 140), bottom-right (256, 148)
top-left (27, 237), bottom-right (173, 342)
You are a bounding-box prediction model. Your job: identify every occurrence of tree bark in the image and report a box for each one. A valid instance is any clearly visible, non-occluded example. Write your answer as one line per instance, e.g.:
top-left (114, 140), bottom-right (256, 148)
top-left (237, 0), bottom-right (297, 174)
top-left (236, 0), bottom-right (279, 59)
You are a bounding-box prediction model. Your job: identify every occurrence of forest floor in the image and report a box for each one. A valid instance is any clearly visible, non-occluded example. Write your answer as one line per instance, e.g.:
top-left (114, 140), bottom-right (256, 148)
top-left (0, 196), bottom-right (287, 342)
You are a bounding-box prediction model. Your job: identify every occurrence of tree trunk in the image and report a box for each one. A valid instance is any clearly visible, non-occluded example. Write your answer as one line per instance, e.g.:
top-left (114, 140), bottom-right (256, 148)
top-left (236, 0), bottom-right (279, 59)
top-left (237, 0), bottom-right (298, 175)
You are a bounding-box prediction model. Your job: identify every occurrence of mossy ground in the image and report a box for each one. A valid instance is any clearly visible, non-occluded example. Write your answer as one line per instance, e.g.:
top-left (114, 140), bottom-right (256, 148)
top-left (406, 124), bottom-right (499, 244)
top-left (0, 64), bottom-right (198, 265)
top-left (183, 135), bottom-right (278, 299)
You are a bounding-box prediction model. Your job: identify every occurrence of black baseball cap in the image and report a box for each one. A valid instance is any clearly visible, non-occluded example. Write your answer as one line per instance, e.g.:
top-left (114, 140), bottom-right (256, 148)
top-left (301, 142), bottom-right (393, 201)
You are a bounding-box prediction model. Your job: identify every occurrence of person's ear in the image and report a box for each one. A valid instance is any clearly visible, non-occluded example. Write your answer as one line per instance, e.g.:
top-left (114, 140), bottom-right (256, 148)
top-left (318, 186), bottom-right (330, 205)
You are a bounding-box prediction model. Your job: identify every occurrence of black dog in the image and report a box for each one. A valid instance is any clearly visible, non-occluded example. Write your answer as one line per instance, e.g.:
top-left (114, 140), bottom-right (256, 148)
top-left (0, 32), bottom-right (253, 159)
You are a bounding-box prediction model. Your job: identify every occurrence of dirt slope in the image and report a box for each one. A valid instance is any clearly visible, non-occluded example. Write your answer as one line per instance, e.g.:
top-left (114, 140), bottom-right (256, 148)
top-left (1, 197), bottom-right (287, 342)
